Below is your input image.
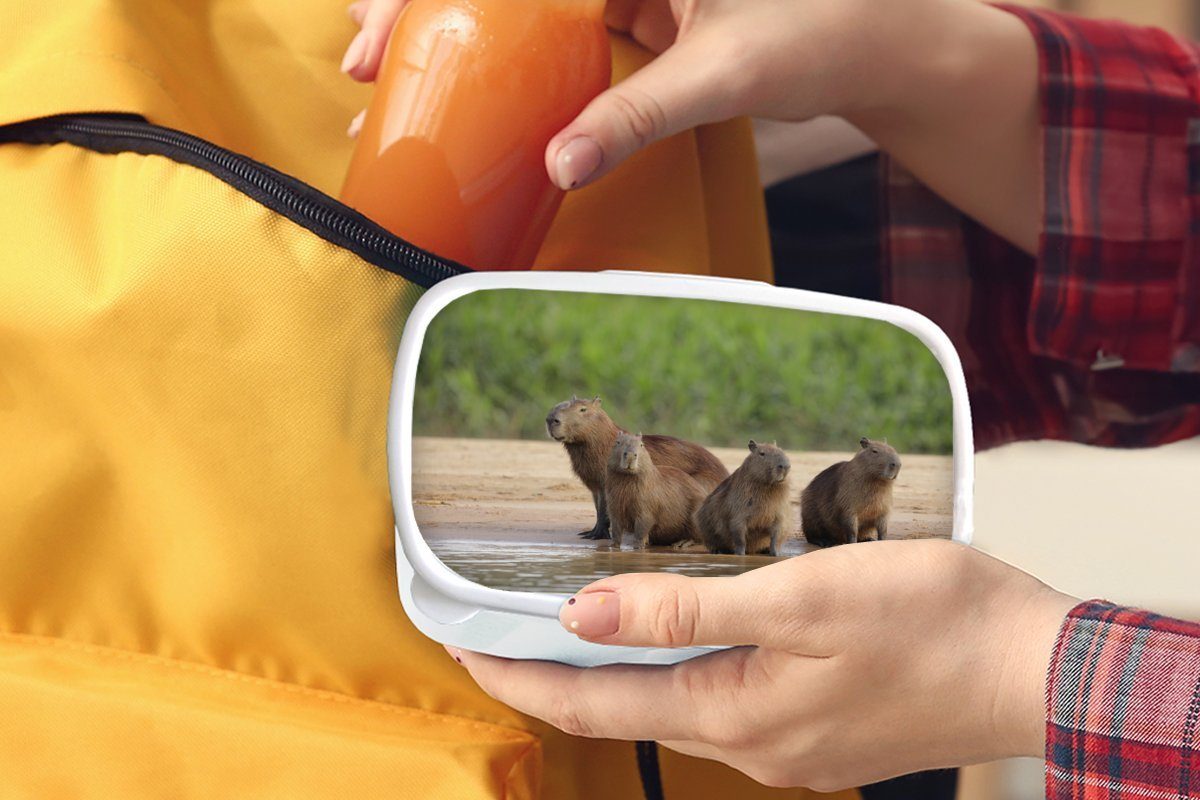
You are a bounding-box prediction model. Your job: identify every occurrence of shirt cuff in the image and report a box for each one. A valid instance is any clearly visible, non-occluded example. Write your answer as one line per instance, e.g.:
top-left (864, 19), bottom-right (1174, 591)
top-left (995, 5), bottom-right (1200, 373)
top-left (1046, 600), bottom-right (1200, 799)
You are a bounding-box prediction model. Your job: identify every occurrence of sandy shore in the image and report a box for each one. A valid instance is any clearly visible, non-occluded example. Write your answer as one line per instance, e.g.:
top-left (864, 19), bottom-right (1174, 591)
top-left (412, 436), bottom-right (954, 548)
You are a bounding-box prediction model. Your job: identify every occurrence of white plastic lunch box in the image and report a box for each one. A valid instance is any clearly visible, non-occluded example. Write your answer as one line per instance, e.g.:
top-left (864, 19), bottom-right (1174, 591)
top-left (388, 271), bottom-right (974, 666)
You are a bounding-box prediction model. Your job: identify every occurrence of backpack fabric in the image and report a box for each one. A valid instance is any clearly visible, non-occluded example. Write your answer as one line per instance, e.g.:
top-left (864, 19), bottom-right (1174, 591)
top-left (0, 2), bottom-right (858, 798)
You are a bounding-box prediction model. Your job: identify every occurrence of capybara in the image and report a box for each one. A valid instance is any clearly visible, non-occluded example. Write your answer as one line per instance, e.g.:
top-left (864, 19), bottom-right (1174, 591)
top-left (605, 432), bottom-right (706, 550)
top-left (545, 396), bottom-right (729, 539)
top-left (696, 440), bottom-right (793, 556)
top-left (800, 437), bottom-right (901, 547)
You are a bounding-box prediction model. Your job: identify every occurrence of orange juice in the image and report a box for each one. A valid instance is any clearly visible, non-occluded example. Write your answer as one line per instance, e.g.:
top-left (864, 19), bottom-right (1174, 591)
top-left (341, 0), bottom-right (610, 269)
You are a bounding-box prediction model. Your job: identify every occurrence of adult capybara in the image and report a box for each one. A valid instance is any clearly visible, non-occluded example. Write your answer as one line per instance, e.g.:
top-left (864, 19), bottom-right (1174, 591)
top-left (801, 437), bottom-right (901, 547)
top-left (605, 432), bottom-right (706, 550)
top-left (545, 395), bottom-right (729, 540)
top-left (696, 440), bottom-right (793, 556)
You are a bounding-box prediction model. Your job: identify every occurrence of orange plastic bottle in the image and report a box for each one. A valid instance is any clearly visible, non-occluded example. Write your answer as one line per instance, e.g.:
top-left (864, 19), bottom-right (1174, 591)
top-left (340, 0), bottom-right (611, 269)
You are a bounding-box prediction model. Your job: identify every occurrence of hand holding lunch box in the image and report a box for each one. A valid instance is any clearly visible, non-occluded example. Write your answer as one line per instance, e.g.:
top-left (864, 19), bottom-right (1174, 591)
top-left (388, 270), bottom-right (977, 665)
top-left (386, 270), bottom-right (1076, 791)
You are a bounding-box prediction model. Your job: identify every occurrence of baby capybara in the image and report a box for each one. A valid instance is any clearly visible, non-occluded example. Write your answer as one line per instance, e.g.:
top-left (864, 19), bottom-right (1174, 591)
top-left (800, 437), bottom-right (901, 547)
top-left (546, 396), bottom-right (729, 540)
top-left (696, 440), bottom-right (793, 556)
top-left (605, 432), bottom-right (706, 550)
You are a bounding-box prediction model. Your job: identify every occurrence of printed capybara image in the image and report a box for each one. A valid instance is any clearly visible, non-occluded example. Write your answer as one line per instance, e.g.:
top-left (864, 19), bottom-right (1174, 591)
top-left (605, 432), bottom-right (707, 550)
top-left (801, 438), bottom-right (901, 546)
top-left (411, 289), bottom-right (956, 594)
top-left (546, 395), bottom-right (727, 540)
top-left (697, 441), bottom-right (793, 556)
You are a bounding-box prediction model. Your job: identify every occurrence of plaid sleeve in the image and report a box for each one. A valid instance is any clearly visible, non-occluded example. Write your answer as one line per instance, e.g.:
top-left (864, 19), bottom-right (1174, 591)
top-left (997, 6), bottom-right (1200, 374)
top-left (881, 7), bottom-right (1200, 450)
top-left (1047, 601), bottom-right (1200, 799)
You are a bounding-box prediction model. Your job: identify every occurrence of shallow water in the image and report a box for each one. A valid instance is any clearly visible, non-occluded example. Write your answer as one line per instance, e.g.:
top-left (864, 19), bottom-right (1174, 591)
top-left (425, 536), bottom-right (816, 594)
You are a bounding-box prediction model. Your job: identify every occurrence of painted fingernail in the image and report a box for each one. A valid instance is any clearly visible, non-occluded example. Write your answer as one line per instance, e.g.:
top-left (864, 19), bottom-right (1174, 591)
top-left (560, 590), bottom-right (620, 638)
top-left (340, 31), bottom-right (369, 74)
top-left (442, 644), bottom-right (464, 664)
top-left (554, 137), bottom-right (603, 190)
top-left (347, 110), bottom-right (366, 138)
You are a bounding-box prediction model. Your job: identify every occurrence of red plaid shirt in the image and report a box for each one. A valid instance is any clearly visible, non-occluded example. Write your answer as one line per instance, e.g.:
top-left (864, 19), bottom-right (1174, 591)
top-left (1048, 602), bottom-right (1200, 799)
top-left (880, 6), bottom-right (1200, 798)
top-left (883, 6), bottom-right (1200, 451)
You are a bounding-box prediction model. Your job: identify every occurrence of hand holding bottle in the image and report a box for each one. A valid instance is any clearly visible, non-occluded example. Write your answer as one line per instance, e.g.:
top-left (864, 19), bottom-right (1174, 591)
top-left (343, 0), bottom-right (1041, 252)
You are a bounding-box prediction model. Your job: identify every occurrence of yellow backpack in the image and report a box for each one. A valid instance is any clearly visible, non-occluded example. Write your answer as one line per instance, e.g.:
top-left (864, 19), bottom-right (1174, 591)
top-left (0, 2), bottom-right (859, 798)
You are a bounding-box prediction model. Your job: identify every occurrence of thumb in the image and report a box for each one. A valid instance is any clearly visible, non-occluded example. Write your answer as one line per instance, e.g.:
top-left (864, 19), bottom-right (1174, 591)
top-left (545, 34), bottom-right (740, 191)
top-left (559, 571), bottom-right (788, 649)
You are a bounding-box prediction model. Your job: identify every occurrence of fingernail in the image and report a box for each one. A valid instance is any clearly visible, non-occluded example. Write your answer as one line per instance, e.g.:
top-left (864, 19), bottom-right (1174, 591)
top-left (347, 1), bottom-right (367, 24)
top-left (340, 31), bottom-right (369, 73)
top-left (442, 644), bottom-right (464, 665)
top-left (554, 137), bottom-right (603, 190)
top-left (560, 590), bottom-right (619, 638)
top-left (347, 110), bottom-right (366, 138)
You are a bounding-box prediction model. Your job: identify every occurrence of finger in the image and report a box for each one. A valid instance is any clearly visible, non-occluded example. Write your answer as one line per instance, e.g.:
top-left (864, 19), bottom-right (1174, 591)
top-left (347, 0), bottom-right (369, 26)
top-left (340, 29), bottom-right (370, 76)
top-left (343, 0), bottom-right (407, 82)
top-left (557, 566), bottom-right (814, 650)
top-left (347, 109), bottom-right (366, 138)
top-left (455, 649), bottom-right (703, 742)
top-left (545, 32), bottom-right (742, 190)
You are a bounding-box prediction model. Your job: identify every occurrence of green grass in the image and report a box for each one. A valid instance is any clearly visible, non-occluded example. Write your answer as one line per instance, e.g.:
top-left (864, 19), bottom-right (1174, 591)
top-left (414, 290), bottom-right (953, 454)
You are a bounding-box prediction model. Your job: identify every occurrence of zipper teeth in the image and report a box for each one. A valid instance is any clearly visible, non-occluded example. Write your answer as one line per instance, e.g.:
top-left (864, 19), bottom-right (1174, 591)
top-left (54, 118), bottom-right (463, 285)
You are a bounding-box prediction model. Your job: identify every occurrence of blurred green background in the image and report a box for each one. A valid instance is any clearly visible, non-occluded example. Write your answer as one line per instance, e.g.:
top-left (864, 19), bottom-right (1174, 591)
top-left (414, 290), bottom-right (953, 454)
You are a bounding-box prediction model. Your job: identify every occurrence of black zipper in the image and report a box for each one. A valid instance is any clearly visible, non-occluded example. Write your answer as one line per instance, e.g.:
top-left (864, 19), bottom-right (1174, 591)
top-left (0, 113), bottom-right (468, 288)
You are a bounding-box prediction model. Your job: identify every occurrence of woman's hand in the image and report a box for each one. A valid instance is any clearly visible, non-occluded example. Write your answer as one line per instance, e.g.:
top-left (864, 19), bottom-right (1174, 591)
top-left (341, 0), bottom-right (1042, 251)
top-left (340, 0), bottom-right (886, 179)
top-left (448, 539), bottom-right (1076, 791)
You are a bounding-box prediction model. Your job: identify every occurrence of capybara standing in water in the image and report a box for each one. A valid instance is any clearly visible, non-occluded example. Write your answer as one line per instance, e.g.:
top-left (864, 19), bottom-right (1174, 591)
top-left (696, 440), bottom-right (793, 556)
top-left (801, 437), bottom-right (901, 547)
top-left (545, 396), bottom-right (729, 540)
top-left (605, 433), bottom-right (706, 550)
